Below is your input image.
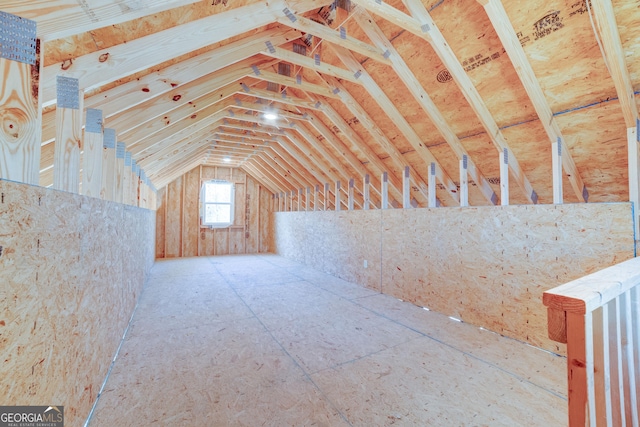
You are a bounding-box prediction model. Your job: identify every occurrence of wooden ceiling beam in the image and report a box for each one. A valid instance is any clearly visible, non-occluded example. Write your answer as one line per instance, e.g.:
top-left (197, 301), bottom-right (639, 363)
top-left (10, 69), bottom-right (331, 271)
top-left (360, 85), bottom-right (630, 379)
top-left (154, 154), bottom-right (206, 189)
top-left (307, 96), bottom-right (392, 203)
top-left (124, 84), bottom-right (362, 179)
top-left (303, 110), bottom-right (384, 207)
top-left (123, 83), bottom-right (314, 157)
top-left (217, 124), bottom-right (329, 190)
top-left (260, 144), bottom-right (325, 195)
top-left (211, 133), bottom-right (276, 146)
top-left (138, 133), bottom-right (209, 170)
top-left (209, 117), bottom-right (339, 191)
top-left (141, 134), bottom-right (212, 172)
top-left (275, 9), bottom-right (391, 65)
top-left (354, 7), bottom-right (497, 206)
top-left (290, 120), bottom-right (365, 201)
top-left (328, 43), bottom-right (459, 205)
top-left (247, 157), bottom-right (302, 195)
top-left (104, 60), bottom-right (267, 140)
top-left (263, 45), bottom-right (363, 84)
top-left (478, 0), bottom-right (588, 203)
top-left (235, 84), bottom-right (324, 111)
top-left (231, 96), bottom-right (310, 120)
top-left (322, 75), bottom-right (437, 206)
top-left (588, 0), bottom-right (639, 127)
top-left (41, 0), bottom-right (329, 105)
top-left (238, 163), bottom-right (279, 194)
top-left (252, 68), bottom-right (340, 99)
top-left (149, 145), bottom-right (209, 186)
top-left (41, 27), bottom-right (296, 141)
top-left (4, 0), bottom-right (200, 40)
top-left (254, 151), bottom-right (314, 191)
top-left (129, 109), bottom-right (228, 157)
top-left (215, 119), bottom-right (346, 207)
top-left (352, 0), bottom-right (539, 204)
top-left (241, 162), bottom-right (281, 194)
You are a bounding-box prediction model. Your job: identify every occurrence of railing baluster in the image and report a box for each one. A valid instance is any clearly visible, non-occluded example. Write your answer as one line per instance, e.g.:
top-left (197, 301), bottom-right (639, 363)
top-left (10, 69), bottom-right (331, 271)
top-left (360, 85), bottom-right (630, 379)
top-left (632, 286), bottom-right (640, 424)
top-left (543, 258), bottom-right (640, 426)
top-left (567, 311), bottom-right (590, 427)
top-left (612, 297), bottom-right (626, 426)
top-left (594, 306), bottom-right (608, 425)
top-left (623, 290), bottom-right (639, 427)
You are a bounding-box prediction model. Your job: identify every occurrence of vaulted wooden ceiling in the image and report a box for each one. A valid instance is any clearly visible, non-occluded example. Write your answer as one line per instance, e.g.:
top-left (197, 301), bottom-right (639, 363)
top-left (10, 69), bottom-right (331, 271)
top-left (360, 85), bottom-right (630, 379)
top-left (7, 0), bottom-right (640, 208)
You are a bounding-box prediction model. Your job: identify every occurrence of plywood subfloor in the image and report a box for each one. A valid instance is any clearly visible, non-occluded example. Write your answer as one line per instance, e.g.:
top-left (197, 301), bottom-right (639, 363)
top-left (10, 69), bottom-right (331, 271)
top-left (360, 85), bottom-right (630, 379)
top-left (88, 255), bottom-right (567, 426)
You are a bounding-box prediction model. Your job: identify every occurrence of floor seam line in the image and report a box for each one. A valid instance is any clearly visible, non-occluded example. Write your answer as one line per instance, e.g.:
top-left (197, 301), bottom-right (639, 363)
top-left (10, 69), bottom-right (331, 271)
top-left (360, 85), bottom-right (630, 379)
top-left (208, 257), bottom-right (355, 427)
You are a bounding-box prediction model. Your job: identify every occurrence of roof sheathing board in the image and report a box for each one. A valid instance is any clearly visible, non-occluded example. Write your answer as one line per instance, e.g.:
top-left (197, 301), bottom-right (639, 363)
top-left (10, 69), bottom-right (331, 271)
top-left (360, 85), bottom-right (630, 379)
top-left (502, 0), bottom-right (617, 112)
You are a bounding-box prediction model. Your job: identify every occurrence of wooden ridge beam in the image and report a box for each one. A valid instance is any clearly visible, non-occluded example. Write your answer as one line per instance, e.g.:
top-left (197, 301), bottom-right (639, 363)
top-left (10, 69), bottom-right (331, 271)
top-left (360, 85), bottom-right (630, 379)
top-left (41, 0), bottom-right (329, 105)
top-left (354, 7), bottom-right (497, 205)
top-left (478, 0), bottom-right (588, 203)
top-left (352, 0), bottom-right (538, 204)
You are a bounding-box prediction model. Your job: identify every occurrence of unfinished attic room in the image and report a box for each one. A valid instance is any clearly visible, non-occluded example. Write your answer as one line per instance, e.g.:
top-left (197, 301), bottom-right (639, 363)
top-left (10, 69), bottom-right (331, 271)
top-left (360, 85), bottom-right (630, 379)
top-left (3, 0), bottom-right (640, 425)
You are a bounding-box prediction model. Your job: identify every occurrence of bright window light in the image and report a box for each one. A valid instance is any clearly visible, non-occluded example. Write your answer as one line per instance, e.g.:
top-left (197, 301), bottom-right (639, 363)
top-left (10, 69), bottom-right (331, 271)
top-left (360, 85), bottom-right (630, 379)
top-left (201, 180), bottom-right (234, 228)
top-left (222, 157), bottom-right (231, 163)
top-left (264, 112), bottom-right (278, 120)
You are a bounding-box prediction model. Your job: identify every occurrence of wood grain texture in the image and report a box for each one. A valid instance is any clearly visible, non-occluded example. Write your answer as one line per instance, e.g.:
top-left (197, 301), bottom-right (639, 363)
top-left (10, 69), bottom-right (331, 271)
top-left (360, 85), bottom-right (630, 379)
top-left (2, 0), bottom-right (201, 40)
top-left (0, 59), bottom-right (41, 185)
top-left (274, 203), bottom-right (635, 353)
top-left (40, 0), bottom-right (329, 105)
top-left (82, 130), bottom-right (103, 198)
top-left (100, 145), bottom-right (115, 201)
top-left (0, 179), bottom-right (155, 427)
top-left (155, 187), bottom-right (166, 258)
top-left (53, 98), bottom-right (82, 193)
top-left (155, 166), bottom-right (272, 258)
top-left (182, 167), bottom-right (199, 257)
top-left (164, 175), bottom-right (183, 257)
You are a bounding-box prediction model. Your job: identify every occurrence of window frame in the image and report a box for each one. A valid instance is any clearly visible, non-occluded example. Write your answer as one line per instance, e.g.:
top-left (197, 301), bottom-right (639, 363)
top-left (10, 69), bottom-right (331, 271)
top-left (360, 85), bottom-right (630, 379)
top-left (200, 180), bottom-right (235, 228)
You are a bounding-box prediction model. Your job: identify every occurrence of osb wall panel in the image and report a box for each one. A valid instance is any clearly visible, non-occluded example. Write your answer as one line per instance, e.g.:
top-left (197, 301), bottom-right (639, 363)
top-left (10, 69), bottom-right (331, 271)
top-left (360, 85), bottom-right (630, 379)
top-left (0, 179), bottom-right (155, 427)
top-left (274, 203), bottom-right (634, 353)
top-left (156, 165), bottom-right (272, 258)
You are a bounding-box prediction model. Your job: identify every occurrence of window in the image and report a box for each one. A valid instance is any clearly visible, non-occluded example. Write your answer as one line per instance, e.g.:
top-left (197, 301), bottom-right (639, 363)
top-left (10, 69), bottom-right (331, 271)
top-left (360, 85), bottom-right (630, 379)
top-left (201, 180), bottom-right (234, 228)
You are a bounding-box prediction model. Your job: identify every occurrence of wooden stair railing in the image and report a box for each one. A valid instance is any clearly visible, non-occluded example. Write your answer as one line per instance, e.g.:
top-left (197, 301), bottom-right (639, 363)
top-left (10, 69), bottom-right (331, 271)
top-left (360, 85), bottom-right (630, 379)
top-left (544, 257), bottom-right (640, 426)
